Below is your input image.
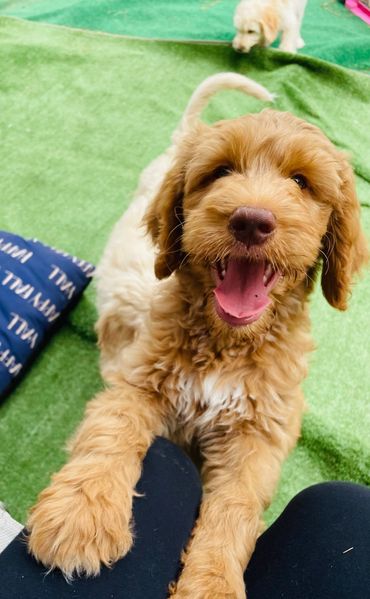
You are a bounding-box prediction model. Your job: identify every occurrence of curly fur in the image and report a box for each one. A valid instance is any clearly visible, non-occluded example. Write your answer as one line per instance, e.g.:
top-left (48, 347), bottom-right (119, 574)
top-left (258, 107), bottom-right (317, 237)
top-left (27, 73), bottom-right (368, 598)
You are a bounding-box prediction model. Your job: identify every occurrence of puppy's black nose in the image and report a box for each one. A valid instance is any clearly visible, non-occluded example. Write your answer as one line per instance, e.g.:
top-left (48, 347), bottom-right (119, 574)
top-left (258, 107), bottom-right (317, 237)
top-left (229, 207), bottom-right (276, 246)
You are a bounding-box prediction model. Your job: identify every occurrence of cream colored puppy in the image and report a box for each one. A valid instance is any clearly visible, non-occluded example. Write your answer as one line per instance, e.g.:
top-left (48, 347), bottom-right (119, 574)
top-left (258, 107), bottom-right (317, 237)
top-left (233, 0), bottom-right (307, 53)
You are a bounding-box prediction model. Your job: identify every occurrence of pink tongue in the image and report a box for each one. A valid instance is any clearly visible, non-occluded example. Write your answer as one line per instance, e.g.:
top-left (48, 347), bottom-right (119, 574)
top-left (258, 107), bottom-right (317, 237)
top-left (214, 259), bottom-right (270, 319)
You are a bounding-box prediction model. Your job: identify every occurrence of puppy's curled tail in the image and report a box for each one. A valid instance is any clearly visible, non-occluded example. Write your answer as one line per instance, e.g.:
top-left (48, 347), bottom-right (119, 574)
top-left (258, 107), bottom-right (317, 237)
top-left (174, 72), bottom-right (274, 142)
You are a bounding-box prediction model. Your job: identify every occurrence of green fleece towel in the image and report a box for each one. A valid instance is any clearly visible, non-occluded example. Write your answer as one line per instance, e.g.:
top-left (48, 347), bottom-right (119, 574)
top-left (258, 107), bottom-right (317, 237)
top-left (0, 16), bottom-right (369, 525)
top-left (0, 0), bottom-right (369, 71)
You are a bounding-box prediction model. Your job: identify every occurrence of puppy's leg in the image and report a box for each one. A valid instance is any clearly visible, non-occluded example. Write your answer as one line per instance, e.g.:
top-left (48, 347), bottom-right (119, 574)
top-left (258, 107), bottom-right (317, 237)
top-left (279, 0), bottom-right (307, 54)
top-left (279, 29), bottom-right (300, 53)
top-left (296, 0), bottom-right (307, 48)
top-left (27, 383), bottom-right (165, 578)
top-left (95, 194), bottom-right (156, 377)
top-left (170, 429), bottom-right (294, 599)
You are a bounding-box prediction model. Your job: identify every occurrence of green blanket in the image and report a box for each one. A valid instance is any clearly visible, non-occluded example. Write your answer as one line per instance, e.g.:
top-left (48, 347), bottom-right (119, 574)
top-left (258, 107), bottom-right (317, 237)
top-left (1, 0), bottom-right (370, 71)
top-left (0, 16), bottom-right (369, 525)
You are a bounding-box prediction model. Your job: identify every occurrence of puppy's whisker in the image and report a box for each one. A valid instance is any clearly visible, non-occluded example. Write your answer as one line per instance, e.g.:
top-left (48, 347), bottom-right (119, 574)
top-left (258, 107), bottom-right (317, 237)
top-left (319, 248), bottom-right (330, 275)
top-left (178, 251), bottom-right (191, 270)
top-left (165, 221), bottom-right (184, 245)
top-left (304, 271), bottom-right (316, 285)
top-left (173, 205), bottom-right (183, 224)
top-left (324, 231), bottom-right (335, 258)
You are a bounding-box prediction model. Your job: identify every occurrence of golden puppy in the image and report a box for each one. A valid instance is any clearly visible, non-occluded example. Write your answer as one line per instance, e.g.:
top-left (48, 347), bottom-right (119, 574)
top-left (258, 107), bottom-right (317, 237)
top-left (27, 73), bottom-right (367, 599)
top-left (233, 0), bottom-right (307, 53)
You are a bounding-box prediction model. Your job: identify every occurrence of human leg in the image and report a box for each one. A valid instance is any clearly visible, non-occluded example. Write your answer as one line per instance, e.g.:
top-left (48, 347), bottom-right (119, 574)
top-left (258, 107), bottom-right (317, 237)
top-left (0, 437), bottom-right (201, 599)
top-left (245, 481), bottom-right (370, 599)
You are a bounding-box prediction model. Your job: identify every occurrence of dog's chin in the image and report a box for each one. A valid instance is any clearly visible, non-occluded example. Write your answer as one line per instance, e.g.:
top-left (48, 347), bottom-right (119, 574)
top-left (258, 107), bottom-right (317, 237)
top-left (211, 257), bottom-right (280, 328)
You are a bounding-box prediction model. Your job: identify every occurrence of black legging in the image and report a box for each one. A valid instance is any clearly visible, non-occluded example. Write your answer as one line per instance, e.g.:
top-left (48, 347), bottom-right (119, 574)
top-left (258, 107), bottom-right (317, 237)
top-left (1, 438), bottom-right (369, 599)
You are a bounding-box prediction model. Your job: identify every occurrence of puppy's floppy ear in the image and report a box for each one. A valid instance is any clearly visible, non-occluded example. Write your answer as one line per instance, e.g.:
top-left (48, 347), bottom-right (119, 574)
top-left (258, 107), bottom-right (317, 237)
top-left (321, 158), bottom-right (368, 310)
top-left (260, 8), bottom-right (279, 46)
top-left (144, 158), bottom-right (186, 280)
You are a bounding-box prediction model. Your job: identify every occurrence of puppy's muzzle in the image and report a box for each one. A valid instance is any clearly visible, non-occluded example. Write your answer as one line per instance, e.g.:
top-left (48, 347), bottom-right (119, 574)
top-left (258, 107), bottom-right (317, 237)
top-left (229, 207), bottom-right (276, 247)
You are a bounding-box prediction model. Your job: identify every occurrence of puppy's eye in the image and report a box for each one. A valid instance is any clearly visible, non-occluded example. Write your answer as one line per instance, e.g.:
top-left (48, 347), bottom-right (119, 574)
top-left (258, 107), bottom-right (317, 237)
top-left (247, 29), bottom-right (257, 34)
top-left (291, 174), bottom-right (307, 189)
top-left (213, 166), bottom-right (231, 179)
top-left (197, 165), bottom-right (232, 189)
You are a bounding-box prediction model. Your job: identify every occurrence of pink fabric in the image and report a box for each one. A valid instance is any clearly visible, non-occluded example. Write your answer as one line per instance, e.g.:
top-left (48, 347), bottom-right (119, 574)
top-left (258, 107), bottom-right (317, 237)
top-left (345, 0), bottom-right (370, 25)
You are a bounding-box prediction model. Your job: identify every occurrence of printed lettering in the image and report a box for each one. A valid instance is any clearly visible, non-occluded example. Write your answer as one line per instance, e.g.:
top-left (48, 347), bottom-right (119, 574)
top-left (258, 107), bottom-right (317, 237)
top-left (2, 272), bottom-right (61, 323)
top-left (0, 239), bottom-right (33, 264)
top-left (29, 293), bottom-right (60, 323)
top-left (0, 348), bottom-right (22, 376)
top-left (1, 271), bottom-right (34, 299)
top-left (31, 239), bottom-right (95, 277)
top-left (7, 313), bottom-right (38, 349)
top-left (49, 265), bottom-right (76, 299)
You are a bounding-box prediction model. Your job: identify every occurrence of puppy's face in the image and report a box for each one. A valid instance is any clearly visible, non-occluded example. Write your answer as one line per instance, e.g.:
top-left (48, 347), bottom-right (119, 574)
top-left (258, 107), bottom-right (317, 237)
top-left (232, 20), bottom-right (262, 53)
top-left (233, 6), bottom-right (279, 52)
top-left (146, 110), bottom-right (367, 337)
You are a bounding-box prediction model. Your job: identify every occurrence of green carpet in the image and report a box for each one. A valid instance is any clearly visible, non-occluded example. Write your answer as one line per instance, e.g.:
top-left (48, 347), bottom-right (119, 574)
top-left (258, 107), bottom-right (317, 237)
top-left (0, 16), bottom-right (369, 525)
top-left (0, 0), bottom-right (369, 71)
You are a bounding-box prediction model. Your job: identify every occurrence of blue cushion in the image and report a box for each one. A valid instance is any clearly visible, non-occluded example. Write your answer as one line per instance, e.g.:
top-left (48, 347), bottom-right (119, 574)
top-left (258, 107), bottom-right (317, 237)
top-left (0, 231), bottom-right (95, 398)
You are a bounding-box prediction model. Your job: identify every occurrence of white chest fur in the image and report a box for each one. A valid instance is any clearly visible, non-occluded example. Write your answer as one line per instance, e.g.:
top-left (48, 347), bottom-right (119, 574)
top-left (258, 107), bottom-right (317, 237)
top-left (154, 340), bottom-right (300, 445)
top-left (163, 365), bottom-right (273, 432)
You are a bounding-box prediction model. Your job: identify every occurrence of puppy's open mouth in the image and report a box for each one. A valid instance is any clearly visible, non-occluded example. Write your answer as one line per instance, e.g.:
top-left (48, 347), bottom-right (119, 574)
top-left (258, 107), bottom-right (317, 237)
top-left (212, 257), bottom-right (280, 327)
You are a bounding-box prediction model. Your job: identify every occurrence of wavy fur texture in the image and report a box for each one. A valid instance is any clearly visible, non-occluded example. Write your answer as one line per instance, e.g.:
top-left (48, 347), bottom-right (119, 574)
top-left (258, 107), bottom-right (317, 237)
top-left (27, 73), bottom-right (368, 598)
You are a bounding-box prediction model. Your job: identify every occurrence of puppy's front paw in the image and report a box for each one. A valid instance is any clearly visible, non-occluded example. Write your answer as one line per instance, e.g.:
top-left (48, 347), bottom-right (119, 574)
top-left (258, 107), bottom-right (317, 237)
top-left (27, 463), bottom-right (134, 578)
top-left (169, 558), bottom-right (246, 599)
top-left (170, 577), bottom-right (244, 599)
top-left (279, 42), bottom-right (297, 53)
